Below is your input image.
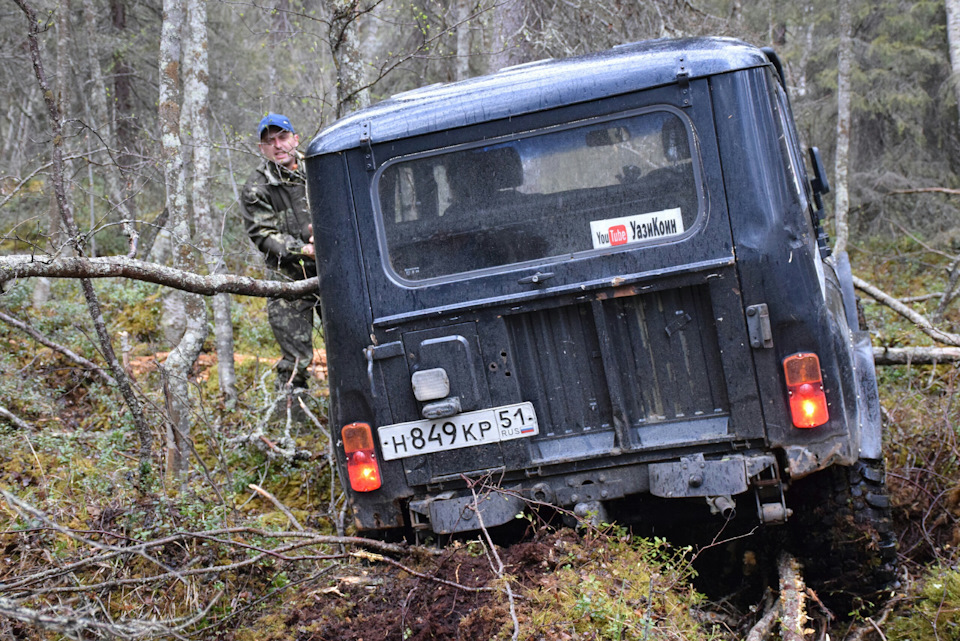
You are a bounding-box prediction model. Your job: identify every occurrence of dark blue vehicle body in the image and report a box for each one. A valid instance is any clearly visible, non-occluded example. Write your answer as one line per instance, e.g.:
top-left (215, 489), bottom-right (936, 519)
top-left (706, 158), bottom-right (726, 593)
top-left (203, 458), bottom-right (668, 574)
top-left (304, 37), bottom-right (882, 539)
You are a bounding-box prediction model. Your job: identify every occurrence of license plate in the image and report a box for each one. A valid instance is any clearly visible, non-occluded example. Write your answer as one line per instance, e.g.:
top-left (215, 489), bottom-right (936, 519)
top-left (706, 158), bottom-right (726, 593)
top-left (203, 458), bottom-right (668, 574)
top-left (378, 402), bottom-right (539, 461)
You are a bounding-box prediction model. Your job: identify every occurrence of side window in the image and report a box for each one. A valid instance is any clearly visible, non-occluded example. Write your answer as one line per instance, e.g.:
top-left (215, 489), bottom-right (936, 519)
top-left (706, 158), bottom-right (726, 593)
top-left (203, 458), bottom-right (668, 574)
top-left (770, 77), bottom-right (810, 208)
top-left (375, 109), bottom-right (703, 282)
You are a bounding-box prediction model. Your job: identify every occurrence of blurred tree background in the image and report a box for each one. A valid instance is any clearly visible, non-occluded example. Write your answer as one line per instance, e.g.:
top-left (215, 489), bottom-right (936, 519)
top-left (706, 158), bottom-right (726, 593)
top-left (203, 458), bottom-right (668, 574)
top-left (1, 0), bottom-right (957, 260)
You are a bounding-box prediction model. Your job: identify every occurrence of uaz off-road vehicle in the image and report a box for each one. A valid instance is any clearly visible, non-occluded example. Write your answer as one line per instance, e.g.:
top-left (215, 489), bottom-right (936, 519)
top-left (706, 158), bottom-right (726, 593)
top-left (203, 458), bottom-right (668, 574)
top-left (304, 37), bottom-right (896, 596)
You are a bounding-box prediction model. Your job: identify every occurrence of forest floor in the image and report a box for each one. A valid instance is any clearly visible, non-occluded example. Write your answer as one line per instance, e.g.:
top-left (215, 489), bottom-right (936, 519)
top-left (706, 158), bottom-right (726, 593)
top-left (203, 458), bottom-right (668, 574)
top-left (2, 243), bottom-right (960, 640)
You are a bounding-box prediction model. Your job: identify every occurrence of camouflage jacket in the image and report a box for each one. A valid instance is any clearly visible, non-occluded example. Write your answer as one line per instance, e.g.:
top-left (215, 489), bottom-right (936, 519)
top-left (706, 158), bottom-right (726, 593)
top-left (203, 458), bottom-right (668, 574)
top-left (241, 155), bottom-right (316, 281)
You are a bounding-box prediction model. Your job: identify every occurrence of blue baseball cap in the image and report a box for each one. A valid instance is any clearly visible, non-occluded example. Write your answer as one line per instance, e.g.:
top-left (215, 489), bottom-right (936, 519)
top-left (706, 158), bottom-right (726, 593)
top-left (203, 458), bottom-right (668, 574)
top-left (258, 113), bottom-right (296, 138)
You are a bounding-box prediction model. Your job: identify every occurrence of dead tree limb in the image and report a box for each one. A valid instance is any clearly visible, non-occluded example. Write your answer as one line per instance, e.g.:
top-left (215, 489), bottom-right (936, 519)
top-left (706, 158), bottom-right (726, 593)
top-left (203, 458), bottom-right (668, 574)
top-left (745, 592), bottom-right (780, 641)
top-left (0, 406), bottom-right (30, 430)
top-left (0, 310), bottom-right (117, 386)
top-left (873, 346), bottom-right (960, 364)
top-left (887, 187), bottom-right (960, 196)
top-left (778, 552), bottom-right (810, 641)
top-left (853, 275), bottom-right (960, 346)
top-left (0, 255), bottom-right (318, 300)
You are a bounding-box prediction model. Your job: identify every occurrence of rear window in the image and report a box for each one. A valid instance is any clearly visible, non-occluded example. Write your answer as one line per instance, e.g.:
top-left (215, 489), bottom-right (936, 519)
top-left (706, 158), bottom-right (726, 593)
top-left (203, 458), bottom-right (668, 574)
top-left (375, 109), bottom-right (702, 282)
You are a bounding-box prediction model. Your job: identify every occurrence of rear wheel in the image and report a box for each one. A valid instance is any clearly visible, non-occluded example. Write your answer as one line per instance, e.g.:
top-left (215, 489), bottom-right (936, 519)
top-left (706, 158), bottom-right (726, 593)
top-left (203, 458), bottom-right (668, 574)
top-left (788, 459), bottom-right (898, 605)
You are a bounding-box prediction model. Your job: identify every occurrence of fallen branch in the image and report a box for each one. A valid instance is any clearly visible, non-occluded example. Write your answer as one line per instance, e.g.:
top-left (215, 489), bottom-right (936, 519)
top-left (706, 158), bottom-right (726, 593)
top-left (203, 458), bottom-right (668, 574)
top-left (853, 275), bottom-right (960, 346)
top-left (0, 254), bottom-right (317, 300)
top-left (886, 187), bottom-right (960, 197)
top-left (249, 483), bottom-right (305, 532)
top-left (0, 310), bottom-right (117, 386)
top-left (351, 549), bottom-right (494, 593)
top-left (778, 552), bottom-right (810, 641)
top-left (843, 596), bottom-right (901, 641)
top-left (745, 592), bottom-right (779, 641)
top-left (0, 405), bottom-right (30, 429)
top-left (873, 346), bottom-right (960, 365)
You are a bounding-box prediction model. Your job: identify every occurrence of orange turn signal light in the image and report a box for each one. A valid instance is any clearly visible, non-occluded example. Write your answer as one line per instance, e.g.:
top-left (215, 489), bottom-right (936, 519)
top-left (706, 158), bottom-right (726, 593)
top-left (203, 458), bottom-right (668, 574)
top-left (342, 422), bottom-right (382, 492)
top-left (783, 352), bottom-right (829, 428)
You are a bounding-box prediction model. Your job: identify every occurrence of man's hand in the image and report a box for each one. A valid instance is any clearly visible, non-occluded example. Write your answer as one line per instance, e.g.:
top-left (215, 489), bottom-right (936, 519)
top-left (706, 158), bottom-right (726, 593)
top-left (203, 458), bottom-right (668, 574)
top-left (301, 224), bottom-right (315, 258)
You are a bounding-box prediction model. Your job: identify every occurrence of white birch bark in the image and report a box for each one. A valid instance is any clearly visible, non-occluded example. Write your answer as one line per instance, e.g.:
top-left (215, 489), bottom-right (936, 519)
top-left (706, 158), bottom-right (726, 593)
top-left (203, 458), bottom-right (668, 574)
top-left (185, 0), bottom-right (237, 404)
top-left (329, 0), bottom-right (371, 116)
top-left (159, 0), bottom-right (208, 482)
top-left (832, 0), bottom-right (853, 254)
top-left (455, 0), bottom-right (472, 80)
top-left (947, 0), bottom-right (960, 132)
top-left (492, 0), bottom-right (529, 70)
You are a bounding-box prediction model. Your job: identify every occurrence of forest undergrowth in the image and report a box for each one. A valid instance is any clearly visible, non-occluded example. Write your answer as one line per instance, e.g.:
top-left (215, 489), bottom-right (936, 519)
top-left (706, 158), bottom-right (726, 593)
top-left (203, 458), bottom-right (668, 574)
top-left (0, 236), bottom-right (959, 640)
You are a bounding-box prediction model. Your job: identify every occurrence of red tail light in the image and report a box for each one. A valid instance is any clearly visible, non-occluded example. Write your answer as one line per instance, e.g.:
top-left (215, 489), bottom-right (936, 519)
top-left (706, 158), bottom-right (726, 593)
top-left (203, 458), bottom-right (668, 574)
top-left (783, 353), bottom-right (829, 428)
top-left (342, 422), bottom-right (382, 492)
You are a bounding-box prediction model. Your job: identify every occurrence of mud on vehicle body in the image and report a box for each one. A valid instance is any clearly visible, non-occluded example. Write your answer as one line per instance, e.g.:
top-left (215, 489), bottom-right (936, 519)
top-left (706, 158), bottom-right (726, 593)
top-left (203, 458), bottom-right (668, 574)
top-left (305, 37), bottom-right (896, 596)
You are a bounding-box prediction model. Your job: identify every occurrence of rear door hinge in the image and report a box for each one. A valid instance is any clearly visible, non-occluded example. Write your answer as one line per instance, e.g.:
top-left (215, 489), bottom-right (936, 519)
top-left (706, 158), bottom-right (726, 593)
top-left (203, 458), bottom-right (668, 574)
top-left (676, 56), bottom-right (691, 108)
top-left (360, 121), bottom-right (376, 171)
top-left (746, 303), bottom-right (773, 349)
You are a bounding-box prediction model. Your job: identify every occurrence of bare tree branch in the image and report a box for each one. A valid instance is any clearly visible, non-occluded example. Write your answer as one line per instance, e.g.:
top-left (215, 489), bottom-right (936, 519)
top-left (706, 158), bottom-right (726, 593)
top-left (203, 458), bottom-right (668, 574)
top-left (886, 187), bottom-right (960, 196)
top-left (873, 346), bottom-right (960, 364)
top-left (0, 255), bottom-right (318, 299)
top-left (0, 406), bottom-right (31, 429)
top-left (853, 275), bottom-right (960, 346)
top-left (0, 310), bottom-right (117, 386)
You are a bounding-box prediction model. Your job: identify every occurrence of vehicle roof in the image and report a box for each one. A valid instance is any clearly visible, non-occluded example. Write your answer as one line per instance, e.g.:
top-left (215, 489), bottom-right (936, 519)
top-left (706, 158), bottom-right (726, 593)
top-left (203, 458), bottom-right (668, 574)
top-left (305, 37), bottom-right (770, 157)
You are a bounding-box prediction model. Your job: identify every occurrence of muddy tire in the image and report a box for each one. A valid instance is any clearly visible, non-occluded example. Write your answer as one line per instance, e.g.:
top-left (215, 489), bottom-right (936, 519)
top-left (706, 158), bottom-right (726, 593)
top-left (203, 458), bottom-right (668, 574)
top-left (787, 459), bottom-right (898, 603)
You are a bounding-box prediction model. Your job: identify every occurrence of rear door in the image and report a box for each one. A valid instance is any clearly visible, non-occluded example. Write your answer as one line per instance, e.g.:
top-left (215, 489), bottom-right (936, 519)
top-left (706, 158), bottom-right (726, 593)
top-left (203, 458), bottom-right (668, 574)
top-left (354, 80), bottom-right (764, 485)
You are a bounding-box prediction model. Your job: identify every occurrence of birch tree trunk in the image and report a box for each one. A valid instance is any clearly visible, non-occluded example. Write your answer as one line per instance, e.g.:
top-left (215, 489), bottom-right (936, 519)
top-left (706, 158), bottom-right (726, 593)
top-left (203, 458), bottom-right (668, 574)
top-left (159, 0), bottom-right (209, 483)
top-left (947, 0), bottom-right (960, 132)
top-left (492, 0), bottom-right (531, 70)
top-left (328, 0), bottom-right (370, 116)
top-left (833, 0), bottom-right (853, 254)
top-left (455, 0), bottom-right (472, 81)
top-left (185, 0), bottom-right (237, 405)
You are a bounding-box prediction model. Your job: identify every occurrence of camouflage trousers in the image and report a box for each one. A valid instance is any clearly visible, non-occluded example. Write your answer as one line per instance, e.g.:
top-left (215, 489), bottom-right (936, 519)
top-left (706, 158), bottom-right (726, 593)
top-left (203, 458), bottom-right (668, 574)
top-left (266, 294), bottom-right (321, 388)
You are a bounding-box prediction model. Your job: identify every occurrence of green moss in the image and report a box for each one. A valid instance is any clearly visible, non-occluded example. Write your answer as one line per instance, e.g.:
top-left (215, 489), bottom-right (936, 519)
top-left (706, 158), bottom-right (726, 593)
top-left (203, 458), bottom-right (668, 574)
top-left (888, 567), bottom-right (960, 640)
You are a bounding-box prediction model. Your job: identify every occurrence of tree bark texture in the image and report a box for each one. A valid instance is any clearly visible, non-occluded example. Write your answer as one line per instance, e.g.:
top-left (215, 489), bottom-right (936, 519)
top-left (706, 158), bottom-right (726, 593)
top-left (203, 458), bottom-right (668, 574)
top-left (872, 345), bottom-right (960, 365)
top-left (0, 254), bottom-right (319, 299)
top-left (328, 0), bottom-right (371, 117)
top-left (185, 0), bottom-right (237, 404)
top-left (777, 553), bottom-right (810, 641)
top-left (159, 0), bottom-right (207, 482)
top-left (455, 0), bottom-right (472, 80)
top-left (832, 0), bottom-right (853, 254)
top-left (492, 0), bottom-right (531, 69)
top-left (14, 0), bottom-right (154, 489)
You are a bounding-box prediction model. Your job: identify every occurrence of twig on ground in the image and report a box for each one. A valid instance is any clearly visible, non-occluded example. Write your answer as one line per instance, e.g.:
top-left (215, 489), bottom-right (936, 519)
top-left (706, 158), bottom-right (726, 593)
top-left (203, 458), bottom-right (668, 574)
top-left (0, 405), bottom-right (31, 430)
top-left (854, 275), bottom-right (960, 346)
top-left (745, 591), bottom-right (780, 641)
top-left (350, 549), bottom-right (493, 593)
top-left (0, 310), bottom-right (117, 387)
top-left (467, 479), bottom-right (520, 641)
top-left (843, 596), bottom-right (901, 641)
top-left (248, 483), bottom-right (304, 531)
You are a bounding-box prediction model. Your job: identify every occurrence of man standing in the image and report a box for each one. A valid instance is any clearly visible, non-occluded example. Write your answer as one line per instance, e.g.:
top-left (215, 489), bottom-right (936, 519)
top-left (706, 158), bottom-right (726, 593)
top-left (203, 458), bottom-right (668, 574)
top-left (241, 113), bottom-right (319, 390)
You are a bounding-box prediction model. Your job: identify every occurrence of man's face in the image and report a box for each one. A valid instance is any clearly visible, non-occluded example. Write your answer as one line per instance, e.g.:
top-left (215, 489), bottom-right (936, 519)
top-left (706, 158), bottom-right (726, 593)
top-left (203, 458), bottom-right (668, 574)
top-left (259, 127), bottom-right (300, 168)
